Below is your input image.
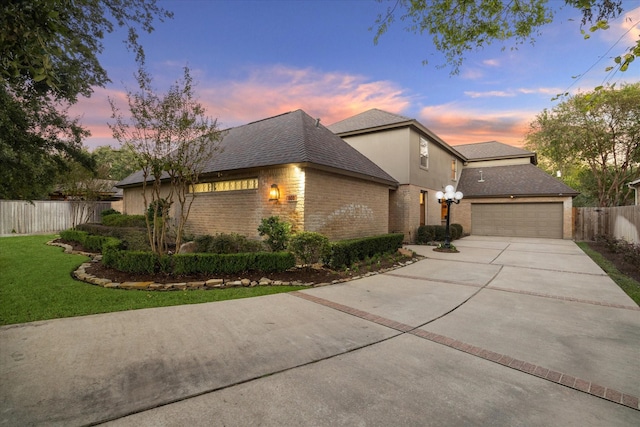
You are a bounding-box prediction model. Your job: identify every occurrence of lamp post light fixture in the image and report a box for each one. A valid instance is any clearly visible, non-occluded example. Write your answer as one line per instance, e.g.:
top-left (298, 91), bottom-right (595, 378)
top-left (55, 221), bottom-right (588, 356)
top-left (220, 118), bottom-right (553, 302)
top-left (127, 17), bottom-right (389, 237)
top-left (436, 185), bottom-right (463, 249)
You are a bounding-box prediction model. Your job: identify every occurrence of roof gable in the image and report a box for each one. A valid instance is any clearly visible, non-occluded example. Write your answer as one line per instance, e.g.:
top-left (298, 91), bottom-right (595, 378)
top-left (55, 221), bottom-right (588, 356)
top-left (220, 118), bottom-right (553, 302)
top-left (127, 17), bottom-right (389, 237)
top-left (327, 109), bottom-right (412, 134)
top-left (457, 164), bottom-right (578, 197)
top-left (455, 141), bottom-right (534, 162)
top-left (118, 109), bottom-right (397, 187)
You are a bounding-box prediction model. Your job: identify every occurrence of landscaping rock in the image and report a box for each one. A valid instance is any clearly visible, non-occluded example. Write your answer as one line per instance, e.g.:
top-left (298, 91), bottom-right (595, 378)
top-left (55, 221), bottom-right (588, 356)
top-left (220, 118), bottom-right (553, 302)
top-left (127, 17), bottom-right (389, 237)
top-left (206, 278), bottom-right (224, 287)
top-left (178, 241), bottom-right (198, 254)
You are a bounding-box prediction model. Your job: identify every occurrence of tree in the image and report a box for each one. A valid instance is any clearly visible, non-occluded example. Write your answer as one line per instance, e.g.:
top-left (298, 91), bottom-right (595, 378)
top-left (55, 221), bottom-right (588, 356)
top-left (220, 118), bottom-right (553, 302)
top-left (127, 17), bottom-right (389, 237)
top-left (110, 63), bottom-right (222, 255)
top-left (92, 145), bottom-right (139, 181)
top-left (0, 0), bottom-right (172, 200)
top-left (525, 83), bottom-right (640, 207)
top-left (372, 0), bottom-right (635, 75)
top-left (57, 159), bottom-right (114, 227)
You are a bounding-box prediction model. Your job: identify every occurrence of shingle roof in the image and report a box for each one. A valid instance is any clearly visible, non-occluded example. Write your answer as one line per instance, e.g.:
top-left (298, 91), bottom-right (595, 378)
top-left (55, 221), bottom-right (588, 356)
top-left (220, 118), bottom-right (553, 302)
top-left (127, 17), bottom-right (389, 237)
top-left (327, 109), bottom-right (412, 134)
top-left (117, 109), bottom-right (397, 187)
top-left (457, 164), bottom-right (579, 198)
top-left (454, 141), bottom-right (534, 161)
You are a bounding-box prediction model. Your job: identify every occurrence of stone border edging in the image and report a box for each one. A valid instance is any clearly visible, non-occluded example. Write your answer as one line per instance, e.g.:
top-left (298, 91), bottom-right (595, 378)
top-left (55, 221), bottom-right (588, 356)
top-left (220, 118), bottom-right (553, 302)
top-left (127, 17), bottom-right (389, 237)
top-left (48, 240), bottom-right (417, 291)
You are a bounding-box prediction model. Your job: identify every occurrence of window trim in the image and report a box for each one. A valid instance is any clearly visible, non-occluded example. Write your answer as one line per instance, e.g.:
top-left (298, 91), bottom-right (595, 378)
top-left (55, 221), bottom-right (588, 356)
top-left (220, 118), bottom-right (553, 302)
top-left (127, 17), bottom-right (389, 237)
top-left (420, 137), bottom-right (429, 169)
top-left (189, 178), bottom-right (259, 194)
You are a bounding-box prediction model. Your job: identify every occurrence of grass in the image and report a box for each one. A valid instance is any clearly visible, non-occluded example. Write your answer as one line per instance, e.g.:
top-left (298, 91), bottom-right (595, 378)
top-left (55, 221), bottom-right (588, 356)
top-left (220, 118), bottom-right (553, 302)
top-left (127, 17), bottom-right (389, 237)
top-left (0, 235), bottom-right (305, 326)
top-left (577, 241), bottom-right (640, 306)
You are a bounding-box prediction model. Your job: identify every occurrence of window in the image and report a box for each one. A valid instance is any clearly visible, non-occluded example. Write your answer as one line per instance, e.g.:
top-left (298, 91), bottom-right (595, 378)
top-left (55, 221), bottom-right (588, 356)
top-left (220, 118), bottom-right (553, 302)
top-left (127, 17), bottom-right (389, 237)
top-left (420, 137), bottom-right (429, 168)
top-left (451, 158), bottom-right (458, 180)
top-left (189, 178), bottom-right (258, 193)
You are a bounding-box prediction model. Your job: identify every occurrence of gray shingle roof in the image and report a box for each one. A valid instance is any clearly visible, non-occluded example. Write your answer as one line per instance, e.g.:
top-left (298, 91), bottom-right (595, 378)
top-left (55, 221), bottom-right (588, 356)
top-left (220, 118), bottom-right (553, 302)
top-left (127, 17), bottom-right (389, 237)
top-left (117, 109), bottom-right (397, 187)
top-left (454, 141), bottom-right (534, 161)
top-left (457, 164), bottom-right (579, 198)
top-left (327, 109), bottom-right (412, 134)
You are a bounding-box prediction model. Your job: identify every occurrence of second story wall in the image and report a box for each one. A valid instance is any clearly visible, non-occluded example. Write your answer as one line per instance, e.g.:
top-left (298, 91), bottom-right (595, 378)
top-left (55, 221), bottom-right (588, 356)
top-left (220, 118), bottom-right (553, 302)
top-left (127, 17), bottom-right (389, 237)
top-left (341, 128), bottom-right (411, 184)
top-left (408, 128), bottom-right (463, 191)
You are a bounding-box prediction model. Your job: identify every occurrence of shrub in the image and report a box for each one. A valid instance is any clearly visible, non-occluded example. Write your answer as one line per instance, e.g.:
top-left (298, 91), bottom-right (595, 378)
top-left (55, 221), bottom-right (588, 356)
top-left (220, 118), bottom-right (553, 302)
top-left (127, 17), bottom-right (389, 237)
top-left (416, 225), bottom-right (448, 244)
top-left (102, 214), bottom-right (147, 228)
top-left (257, 216), bottom-right (291, 251)
top-left (194, 233), bottom-right (264, 254)
top-left (60, 229), bottom-right (88, 245)
top-left (289, 232), bottom-right (330, 267)
top-left (327, 233), bottom-right (404, 269)
top-left (450, 223), bottom-right (463, 240)
top-left (172, 252), bottom-right (295, 275)
top-left (76, 223), bottom-right (150, 251)
top-left (147, 198), bottom-right (171, 222)
top-left (100, 208), bottom-right (121, 218)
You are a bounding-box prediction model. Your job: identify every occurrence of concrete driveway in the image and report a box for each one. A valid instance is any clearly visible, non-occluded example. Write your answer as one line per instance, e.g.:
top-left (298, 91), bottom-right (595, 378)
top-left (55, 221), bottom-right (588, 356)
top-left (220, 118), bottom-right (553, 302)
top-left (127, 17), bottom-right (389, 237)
top-left (1, 236), bottom-right (638, 426)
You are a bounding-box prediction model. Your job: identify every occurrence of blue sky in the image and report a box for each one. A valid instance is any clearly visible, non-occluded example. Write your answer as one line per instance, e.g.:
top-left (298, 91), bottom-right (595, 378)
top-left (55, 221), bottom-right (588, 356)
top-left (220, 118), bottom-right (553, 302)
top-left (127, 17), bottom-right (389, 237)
top-left (73, 0), bottom-right (640, 150)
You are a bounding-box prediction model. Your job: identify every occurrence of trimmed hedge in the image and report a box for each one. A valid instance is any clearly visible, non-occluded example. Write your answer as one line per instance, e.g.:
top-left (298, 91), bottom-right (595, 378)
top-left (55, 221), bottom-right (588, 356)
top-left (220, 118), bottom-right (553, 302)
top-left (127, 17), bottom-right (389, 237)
top-left (173, 252), bottom-right (295, 275)
top-left (75, 223), bottom-right (150, 251)
top-left (102, 214), bottom-right (147, 228)
top-left (102, 250), bottom-right (295, 275)
top-left (416, 224), bottom-right (464, 244)
top-left (59, 229), bottom-right (121, 253)
top-left (327, 233), bottom-right (404, 269)
top-left (194, 233), bottom-right (264, 254)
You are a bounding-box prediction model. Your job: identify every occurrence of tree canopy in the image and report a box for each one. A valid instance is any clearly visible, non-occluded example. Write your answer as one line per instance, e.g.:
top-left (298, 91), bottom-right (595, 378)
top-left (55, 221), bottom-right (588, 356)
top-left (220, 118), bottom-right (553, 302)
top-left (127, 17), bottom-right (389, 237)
top-left (525, 83), bottom-right (640, 207)
top-left (110, 63), bottom-right (223, 254)
top-left (373, 0), bottom-right (636, 75)
top-left (0, 0), bottom-right (172, 200)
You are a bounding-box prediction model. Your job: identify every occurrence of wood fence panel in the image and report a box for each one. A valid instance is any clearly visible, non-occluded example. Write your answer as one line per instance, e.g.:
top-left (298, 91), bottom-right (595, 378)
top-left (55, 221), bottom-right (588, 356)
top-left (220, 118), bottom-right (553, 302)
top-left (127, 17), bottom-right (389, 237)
top-left (575, 205), bottom-right (639, 243)
top-left (0, 200), bottom-right (116, 236)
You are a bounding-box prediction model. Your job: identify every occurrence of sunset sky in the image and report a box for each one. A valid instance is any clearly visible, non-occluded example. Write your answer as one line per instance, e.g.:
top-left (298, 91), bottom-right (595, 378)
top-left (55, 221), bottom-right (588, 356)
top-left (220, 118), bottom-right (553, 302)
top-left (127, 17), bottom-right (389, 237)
top-left (71, 0), bottom-right (640, 150)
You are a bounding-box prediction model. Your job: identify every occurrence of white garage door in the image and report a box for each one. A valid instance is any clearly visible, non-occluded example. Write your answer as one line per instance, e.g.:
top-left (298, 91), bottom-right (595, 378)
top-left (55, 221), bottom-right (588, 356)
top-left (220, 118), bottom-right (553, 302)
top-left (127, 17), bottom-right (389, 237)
top-left (472, 203), bottom-right (564, 238)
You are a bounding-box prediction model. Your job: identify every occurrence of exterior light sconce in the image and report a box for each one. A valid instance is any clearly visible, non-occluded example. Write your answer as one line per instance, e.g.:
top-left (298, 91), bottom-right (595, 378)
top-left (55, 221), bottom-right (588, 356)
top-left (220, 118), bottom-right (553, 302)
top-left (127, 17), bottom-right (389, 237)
top-left (269, 184), bottom-right (280, 201)
top-left (436, 185), bottom-right (463, 249)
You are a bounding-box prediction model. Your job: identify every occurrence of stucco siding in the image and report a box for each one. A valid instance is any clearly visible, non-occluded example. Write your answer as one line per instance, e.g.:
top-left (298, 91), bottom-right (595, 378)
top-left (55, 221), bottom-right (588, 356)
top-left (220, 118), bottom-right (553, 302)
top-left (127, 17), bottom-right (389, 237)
top-left (340, 128), bottom-right (411, 184)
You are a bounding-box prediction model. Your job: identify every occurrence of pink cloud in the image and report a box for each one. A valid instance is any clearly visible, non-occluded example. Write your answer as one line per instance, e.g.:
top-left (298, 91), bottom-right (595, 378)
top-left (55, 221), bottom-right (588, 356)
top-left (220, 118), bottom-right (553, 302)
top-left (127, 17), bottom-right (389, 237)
top-left (73, 65), bottom-right (412, 150)
top-left (419, 104), bottom-right (535, 147)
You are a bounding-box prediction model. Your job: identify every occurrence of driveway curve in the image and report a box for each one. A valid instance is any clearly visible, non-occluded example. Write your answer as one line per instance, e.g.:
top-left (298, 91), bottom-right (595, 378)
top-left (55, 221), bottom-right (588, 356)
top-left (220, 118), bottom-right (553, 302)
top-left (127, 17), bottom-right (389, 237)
top-left (1, 236), bottom-right (638, 426)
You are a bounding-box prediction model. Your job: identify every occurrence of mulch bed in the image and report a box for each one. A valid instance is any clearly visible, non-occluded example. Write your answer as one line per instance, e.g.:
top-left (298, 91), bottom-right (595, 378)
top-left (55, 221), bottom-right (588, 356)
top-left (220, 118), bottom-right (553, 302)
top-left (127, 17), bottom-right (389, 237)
top-left (586, 242), bottom-right (640, 283)
top-left (57, 239), bottom-right (410, 285)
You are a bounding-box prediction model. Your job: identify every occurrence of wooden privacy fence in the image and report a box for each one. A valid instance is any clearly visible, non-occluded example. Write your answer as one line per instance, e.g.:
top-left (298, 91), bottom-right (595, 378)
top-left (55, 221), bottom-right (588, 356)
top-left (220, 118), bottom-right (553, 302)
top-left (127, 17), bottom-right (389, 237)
top-left (0, 200), bottom-right (122, 236)
top-left (574, 205), bottom-right (640, 243)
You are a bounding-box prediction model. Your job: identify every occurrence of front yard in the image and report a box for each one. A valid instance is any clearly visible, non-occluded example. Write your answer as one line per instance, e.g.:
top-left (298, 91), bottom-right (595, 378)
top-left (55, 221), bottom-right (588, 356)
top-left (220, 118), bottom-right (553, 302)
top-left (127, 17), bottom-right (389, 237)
top-left (0, 235), bottom-right (306, 326)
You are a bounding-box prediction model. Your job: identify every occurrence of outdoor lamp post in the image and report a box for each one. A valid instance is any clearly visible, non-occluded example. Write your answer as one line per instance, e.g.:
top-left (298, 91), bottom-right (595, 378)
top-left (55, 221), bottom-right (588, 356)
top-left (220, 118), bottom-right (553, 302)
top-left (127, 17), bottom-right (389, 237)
top-left (436, 185), bottom-right (463, 249)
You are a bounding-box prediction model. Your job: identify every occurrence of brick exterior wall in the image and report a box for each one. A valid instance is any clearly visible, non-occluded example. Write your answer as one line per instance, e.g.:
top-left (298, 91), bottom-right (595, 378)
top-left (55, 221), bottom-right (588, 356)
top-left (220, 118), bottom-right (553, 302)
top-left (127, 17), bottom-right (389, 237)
top-left (389, 184), bottom-right (444, 243)
top-left (457, 196), bottom-right (574, 239)
top-left (304, 168), bottom-right (390, 240)
top-left (121, 165), bottom-right (390, 242)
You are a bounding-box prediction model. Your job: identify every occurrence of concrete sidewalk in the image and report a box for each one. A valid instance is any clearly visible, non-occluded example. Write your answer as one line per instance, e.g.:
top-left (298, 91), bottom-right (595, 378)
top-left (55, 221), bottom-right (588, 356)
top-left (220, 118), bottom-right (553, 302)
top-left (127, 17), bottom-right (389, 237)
top-left (1, 236), bottom-right (638, 426)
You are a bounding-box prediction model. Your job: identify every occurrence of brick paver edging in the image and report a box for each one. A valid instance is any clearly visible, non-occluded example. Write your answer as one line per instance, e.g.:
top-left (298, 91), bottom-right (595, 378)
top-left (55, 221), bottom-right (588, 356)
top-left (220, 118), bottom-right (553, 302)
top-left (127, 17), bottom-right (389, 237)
top-left (291, 291), bottom-right (640, 412)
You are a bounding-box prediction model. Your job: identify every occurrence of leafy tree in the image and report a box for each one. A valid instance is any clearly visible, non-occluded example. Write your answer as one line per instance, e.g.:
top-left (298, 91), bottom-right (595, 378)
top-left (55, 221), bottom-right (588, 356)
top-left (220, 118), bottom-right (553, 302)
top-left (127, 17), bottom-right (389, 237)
top-left (92, 145), bottom-right (139, 181)
top-left (57, 160), bottom-right (114, 227)
top-left (373, 0), bottom-right (635, 75)
top-left (525, 83), bottom-right (640, 207)
top-left (110, 62), bottom-right (222, 255)
top-left (0, 0), bottom-right (172, 200)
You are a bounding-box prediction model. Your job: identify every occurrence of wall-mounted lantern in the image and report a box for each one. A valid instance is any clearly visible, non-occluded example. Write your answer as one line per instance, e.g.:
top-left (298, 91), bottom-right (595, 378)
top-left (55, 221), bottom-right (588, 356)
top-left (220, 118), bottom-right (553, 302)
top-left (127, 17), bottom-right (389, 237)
top-left (269, 184), bottom-right (280, 201)
top-left (436, 185), bottom-right (463, 249)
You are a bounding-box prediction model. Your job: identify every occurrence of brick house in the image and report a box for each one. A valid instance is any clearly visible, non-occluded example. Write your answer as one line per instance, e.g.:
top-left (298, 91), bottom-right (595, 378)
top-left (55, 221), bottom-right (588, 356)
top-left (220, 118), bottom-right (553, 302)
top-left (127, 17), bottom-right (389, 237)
top-left (116, 110), bottom-right (398, 241)
top-left (329, 110), bottom-right (578, 240)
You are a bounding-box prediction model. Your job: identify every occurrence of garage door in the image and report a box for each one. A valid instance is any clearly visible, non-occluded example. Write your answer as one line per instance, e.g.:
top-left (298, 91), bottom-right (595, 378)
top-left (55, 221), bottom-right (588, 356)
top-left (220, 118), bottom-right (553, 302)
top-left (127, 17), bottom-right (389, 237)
top-left (471, 203), bottom-right (563, 238)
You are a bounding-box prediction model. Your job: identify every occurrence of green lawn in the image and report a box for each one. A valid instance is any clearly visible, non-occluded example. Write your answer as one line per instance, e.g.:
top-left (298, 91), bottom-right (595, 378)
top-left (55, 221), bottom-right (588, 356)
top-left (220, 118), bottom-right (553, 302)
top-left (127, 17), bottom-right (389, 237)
top-left (0, 235), bottom-right (305, 326)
